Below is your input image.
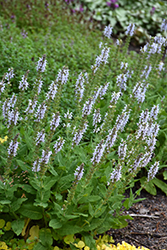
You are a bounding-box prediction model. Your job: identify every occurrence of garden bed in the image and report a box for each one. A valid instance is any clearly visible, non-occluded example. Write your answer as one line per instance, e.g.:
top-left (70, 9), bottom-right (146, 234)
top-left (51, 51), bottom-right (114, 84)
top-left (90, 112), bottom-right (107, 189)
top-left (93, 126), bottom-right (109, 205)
top-left (107, 190), bottom-right (167, 250)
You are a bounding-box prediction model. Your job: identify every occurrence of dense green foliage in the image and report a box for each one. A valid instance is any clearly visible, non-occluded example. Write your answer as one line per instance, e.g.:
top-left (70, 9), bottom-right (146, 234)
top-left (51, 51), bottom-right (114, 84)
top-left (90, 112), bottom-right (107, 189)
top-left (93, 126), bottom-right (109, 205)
top-left (64, 0), bottom-right (167, 44)
top-left (0, 1), bottom-right (167, 249)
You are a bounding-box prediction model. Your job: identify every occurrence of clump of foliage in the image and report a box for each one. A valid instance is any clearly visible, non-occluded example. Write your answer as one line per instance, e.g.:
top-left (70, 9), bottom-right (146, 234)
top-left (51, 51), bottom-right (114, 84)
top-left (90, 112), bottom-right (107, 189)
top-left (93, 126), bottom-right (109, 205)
top-left (64, 0), bottom-right (167, 44)
top-left (0, 21), bottom-right (166, 249)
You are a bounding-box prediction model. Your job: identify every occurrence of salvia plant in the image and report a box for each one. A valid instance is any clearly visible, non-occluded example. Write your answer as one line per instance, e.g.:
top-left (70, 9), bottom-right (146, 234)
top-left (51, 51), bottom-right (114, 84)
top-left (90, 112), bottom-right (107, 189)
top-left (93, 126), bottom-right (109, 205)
top-left (0, 22), bottom-right (166, 249)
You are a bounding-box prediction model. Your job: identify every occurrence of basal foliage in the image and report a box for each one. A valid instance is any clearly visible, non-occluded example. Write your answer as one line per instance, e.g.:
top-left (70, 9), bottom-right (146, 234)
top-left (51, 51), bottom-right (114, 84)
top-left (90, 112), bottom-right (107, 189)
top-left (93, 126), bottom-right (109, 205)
top-left (0, 23), bottom-right (166, 249)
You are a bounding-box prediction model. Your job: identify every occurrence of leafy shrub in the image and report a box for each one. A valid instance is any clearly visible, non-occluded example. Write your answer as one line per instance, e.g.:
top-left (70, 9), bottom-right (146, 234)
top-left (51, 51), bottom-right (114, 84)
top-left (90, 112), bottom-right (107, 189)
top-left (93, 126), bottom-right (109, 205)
top-left (0, 23), bottom-right (166, 249)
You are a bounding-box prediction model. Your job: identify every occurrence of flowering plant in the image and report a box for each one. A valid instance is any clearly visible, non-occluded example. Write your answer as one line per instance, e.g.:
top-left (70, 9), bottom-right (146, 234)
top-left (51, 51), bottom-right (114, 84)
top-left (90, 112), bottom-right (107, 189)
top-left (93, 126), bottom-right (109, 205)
top-left (0, 23), bottom-right (165, 249)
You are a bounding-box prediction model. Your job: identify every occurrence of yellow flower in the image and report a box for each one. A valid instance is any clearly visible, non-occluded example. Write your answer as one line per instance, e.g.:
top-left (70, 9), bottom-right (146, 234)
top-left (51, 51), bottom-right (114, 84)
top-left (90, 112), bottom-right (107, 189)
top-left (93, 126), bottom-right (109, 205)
top-left (0, 136), bottom-right (8, 143)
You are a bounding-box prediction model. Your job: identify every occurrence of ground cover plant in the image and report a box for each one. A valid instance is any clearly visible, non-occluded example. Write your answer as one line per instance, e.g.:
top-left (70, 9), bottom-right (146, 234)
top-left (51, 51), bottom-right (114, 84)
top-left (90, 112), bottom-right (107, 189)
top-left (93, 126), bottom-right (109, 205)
top-left (63, 0), bottom-right (167, 44)
top-left (0, 19), bottom-right (167, 249)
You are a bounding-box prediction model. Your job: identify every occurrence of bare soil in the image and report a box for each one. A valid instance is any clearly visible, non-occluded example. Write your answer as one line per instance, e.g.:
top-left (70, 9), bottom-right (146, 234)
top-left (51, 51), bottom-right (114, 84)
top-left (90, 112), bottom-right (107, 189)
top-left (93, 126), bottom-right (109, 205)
top-left (107, 190), bottom-right (167, 250)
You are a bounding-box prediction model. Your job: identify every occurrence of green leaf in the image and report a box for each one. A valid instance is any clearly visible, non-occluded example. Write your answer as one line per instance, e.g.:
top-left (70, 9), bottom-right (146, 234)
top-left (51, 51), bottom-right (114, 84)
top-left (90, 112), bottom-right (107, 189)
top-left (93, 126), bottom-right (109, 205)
top-left (33, 242), bottom-right (46, 250)
top-left (39, 228), bottom-right (53, 247)
top-left (78, 195), bottom-right (101, 204)
top-left (43, 176), bottom-right (57, 190)
top-left (83, 232), bottom-right (96, 250)
top-left (11, 219), bottom-right (24, 236)
top-left (49, 165), bottom-right (58, 177)
top-left (163, 170), bottom-right (167, 180)
top-left (16, 160), bottom-right (30, 172)
top-left (94, 206), bottom-right (106, 218)
top-left (58, 222), bottom-right (83, 236)
top-left (22, 184), bottom-right (36, 194)
top-left (18, 203), bottom-right (43, 219)
top-left (29, 178), bottom-right (41, 191)
top-left (0, 200), bottom-right (11, 205)
top-left (88, 203), bottom-right (94, 217)
top-left (10, 198), bottom-right (27, 212)
top-left (58, 174), bottom-right (74, 191)
top-left (152, 177), bottom-right (167, 195)
top-left (145, 179), bottom-right (157, 195)
top-left (49, 219), bottom-right (62, 229)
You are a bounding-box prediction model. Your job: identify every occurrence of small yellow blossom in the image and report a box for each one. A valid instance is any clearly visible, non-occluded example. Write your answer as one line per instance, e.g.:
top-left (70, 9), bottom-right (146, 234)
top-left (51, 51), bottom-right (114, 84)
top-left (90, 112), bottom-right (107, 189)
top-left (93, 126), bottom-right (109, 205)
top-left (0, 136), bottom-right (8, 144)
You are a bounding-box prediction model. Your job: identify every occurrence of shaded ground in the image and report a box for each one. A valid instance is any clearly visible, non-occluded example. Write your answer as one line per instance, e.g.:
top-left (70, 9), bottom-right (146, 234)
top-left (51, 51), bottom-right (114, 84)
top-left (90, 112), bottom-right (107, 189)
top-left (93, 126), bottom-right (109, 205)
top-left (107, 190), bottom-right (167, 250)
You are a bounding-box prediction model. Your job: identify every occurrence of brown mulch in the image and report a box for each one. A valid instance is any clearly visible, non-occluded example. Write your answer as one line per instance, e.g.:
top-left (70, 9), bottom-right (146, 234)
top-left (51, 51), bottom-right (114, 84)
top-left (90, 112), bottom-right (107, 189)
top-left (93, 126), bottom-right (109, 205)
top-left (107, 190), bottom-right (167, 250)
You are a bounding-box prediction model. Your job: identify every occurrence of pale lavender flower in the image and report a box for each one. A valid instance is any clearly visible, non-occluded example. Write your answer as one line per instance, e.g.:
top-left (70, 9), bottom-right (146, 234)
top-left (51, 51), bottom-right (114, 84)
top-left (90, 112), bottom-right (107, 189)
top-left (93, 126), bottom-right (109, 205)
top-left (99, 42), bottom-right (103, 48)
top-left (21, 30), bottom-right (28, 38)
top-left (110, 92), bottom-right (121, 105)
top-left (103, 24), bottom-right (113, 39)
top-left (93, 108), bottom-right (101, 131)
top-left (91, 46), bottom-right (110, 73)
top-left (35, 130), bottom-right (45, 146)
top-left (147, 162), bottom-right (159, 182)
top-left (118, 139), bottom-right (127, 160)
top-left (105, 127), bottom-right (118, 152)
top-left (109, 164), bottom-right (122, 183)
top-left (116, 73), bottom-right (127, 92)
top-left (56, 66), bottom-right (69, 85)
top-left (116, 39), bottom-right (120, 46)
top-left (115, 105), bottom-right (131, 131)
top-left (7, 134), bottom-right (19, 157)
top-left (141, 65), bottom-right (152, 79)
top-left (50, 112), bottom-right (60, 131)
top-left (72, 121), bottom-right (88, 147)
top-left (54, 137), bottom-right (65, 154)
top-left (125, 23), bottom-right (135, 36)
top-left (46, 81), bottom-right (57, 100)
top-left (19, 74), bottom-right (29, 91)
top-left (157, 61), bottom-right (164, 72)
top-left (74, 163), bottom-right (84, 181)
top-left (41, 149), bottom-right (52, 164)
top-left (75, 72), bottom-right (86, 101)
top-left (5, 68), bottom-right (14, 82)
top-left (25, 97), bottom-right (38, 117)
top-left (132, 82), bottom-right (149, 104)
top-left (2, 99), bottom-right (10, 119)
top-left (32, 159), bottom-right (41, 172)
top-left (9, 94), bottom-right (17, 108)
top-left (64, 110), bottom-right (73, 119)
top-left (161, 19), bottom-right (167, 32)
top-left (99, 82), bottom-right (110, 99)
top-left (34, 102), bottom-right (47, 122)
top-left (120, 62), bottom-right (128, 70)
top-left (91, 139), bottom-right (106, 165)
top-left (82, 98), bottom-right (93, 117)
top-left (7, 109), bottom-right (19, 128)
top-left (141, 152), bottom-right (152, 168)
top-left (130, 154), bottom-right (143, 173)
top-left (0, 81), bottom-right (5, 95)
top-left (150, 105), bottom-right (159, 120)
top-left (36, 55), bottom-right (47, 73)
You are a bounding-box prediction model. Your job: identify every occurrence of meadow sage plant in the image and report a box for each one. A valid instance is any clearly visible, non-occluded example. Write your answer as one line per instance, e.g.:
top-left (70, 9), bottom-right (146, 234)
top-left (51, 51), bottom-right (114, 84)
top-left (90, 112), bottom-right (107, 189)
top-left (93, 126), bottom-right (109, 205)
top-left (0, 24), bottom-right (165, 249)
